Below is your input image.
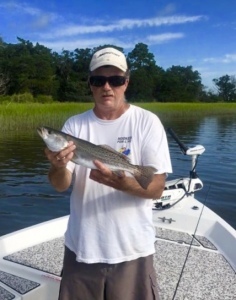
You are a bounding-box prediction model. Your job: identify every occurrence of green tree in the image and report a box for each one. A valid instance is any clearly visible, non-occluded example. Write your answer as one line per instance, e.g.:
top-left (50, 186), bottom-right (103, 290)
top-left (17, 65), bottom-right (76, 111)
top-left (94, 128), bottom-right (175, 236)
top-left (74, 48), bottom-right (92, 78)
top-left (0, 72), bottom-right (9, 95)
top-left (213, 75), bottom-right (236, 102)
top-left (0, 38), bottom-right (56, 96)
top-left (0, 38), bottom-right (9, 95)
top-left (126, 43), bottom-right (159, 101)
top-left (73, 48), bottom-right (93, 100)
top-left (0, 38), bottom-right (216, 103)
top-left (55, 50), bottom-right (76, 101)
top-left (3, 39), bottom-right (34, 94)
top-left (127, 43), bottom-right (156, 71)
top-left (159, 66), bottom-right (203, 102)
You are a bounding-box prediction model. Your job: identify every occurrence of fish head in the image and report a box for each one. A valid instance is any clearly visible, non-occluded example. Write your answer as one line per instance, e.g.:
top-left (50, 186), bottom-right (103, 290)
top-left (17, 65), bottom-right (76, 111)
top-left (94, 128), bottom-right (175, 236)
top-left (37, 126), bottom-right (69, 152)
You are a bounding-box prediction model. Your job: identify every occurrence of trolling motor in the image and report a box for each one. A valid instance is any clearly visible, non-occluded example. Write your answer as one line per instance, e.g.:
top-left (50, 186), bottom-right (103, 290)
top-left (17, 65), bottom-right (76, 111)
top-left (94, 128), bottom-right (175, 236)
top-left (153, 128), bottom-right (205, 210)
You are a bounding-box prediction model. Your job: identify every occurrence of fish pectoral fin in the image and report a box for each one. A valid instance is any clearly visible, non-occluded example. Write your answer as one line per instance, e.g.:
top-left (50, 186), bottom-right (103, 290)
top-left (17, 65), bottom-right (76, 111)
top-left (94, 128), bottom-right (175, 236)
top-left (98, 145), bottom-right (130, 161)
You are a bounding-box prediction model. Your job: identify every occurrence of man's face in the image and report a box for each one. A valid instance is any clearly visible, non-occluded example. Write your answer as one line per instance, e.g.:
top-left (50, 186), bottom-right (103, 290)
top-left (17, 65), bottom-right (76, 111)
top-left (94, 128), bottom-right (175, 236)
top-left (89, 66), bottom-right (129, 111)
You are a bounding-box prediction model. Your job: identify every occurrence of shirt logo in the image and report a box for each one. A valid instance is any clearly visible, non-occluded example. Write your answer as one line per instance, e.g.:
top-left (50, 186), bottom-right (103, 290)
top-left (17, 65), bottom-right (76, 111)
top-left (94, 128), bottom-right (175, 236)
top-left (117, 136), bottom-right (132, 156)
top-left (117, 136), bottom-right (132, 143)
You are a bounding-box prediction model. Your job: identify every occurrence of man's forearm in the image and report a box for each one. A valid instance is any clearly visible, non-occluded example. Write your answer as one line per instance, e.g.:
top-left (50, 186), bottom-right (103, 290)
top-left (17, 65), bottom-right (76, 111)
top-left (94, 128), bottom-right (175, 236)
top-left (119, 174), bottom-right (165, 199)
top-left (48, 166), bottom-right (72, 192)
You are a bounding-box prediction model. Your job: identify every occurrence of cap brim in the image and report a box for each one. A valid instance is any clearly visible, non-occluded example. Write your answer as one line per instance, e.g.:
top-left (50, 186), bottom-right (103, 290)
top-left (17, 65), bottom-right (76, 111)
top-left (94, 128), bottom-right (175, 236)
top-left (90, 62), bottom-right (127, 72)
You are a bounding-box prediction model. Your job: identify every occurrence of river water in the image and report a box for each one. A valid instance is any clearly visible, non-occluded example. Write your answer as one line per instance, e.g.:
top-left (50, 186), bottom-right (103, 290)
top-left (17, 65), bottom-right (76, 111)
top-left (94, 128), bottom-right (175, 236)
top-left (0, 114), bottom-right (236, 236)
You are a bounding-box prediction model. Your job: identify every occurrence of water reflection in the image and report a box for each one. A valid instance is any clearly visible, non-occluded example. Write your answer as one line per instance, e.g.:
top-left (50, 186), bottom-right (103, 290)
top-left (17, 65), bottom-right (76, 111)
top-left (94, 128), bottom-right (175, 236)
top-left (0, 115), bottom-right (236, 236)
top-left (0, 131), bottom-right (71, 235)
top-left (162, 115), bottom-right (236, 231)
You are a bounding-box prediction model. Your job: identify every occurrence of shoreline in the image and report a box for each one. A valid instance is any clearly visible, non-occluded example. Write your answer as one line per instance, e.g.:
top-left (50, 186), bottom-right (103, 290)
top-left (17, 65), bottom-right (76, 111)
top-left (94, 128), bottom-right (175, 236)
top-left (1, 102), bottom-right (236, 131)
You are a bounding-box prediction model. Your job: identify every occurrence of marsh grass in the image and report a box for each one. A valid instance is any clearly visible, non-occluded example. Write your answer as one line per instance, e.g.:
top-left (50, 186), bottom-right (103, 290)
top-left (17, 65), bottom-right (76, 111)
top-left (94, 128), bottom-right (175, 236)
top-left (0, 102), bottom-right (93, 131)
top-left (137, 102), bottom-right (236, 116)
top-left (1, 102), bottom-right (236, 131)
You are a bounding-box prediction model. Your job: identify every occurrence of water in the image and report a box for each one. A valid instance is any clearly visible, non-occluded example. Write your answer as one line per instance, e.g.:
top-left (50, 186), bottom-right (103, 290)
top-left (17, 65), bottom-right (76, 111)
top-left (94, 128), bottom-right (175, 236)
top-left (0, 115), bottom-right (236, 236)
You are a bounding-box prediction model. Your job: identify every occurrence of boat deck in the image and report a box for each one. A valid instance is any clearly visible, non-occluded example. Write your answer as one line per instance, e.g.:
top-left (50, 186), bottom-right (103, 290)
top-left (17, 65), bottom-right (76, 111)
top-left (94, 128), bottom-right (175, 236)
top-left (1, 227), bottom-right (236, 300)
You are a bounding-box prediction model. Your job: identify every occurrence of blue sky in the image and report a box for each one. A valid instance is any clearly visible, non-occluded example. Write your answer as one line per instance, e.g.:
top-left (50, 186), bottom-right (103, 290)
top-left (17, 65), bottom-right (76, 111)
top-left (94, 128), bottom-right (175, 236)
top-left (0, 0), bottom-right (236, 90)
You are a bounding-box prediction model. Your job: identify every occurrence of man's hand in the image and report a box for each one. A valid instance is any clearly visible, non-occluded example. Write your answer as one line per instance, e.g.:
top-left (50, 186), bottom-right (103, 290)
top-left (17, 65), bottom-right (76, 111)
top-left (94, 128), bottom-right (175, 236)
top-left (45, 141), bottom-right (76, 192)
top-left (89, 160), bottom-right (125, 189)
top-left (89, 160), bottom-right (166, 199)
top-left (45, 141), bottom-right (76, 168)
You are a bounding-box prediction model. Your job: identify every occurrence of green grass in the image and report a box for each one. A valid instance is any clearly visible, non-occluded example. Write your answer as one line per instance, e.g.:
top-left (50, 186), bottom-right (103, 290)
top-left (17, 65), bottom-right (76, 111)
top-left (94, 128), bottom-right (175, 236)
top-left (0, 102), bottom-right (93, 131)
top-left (1, 102), bottom-right (236, 131)
top-left (137, 102), bottom-right (236, 116)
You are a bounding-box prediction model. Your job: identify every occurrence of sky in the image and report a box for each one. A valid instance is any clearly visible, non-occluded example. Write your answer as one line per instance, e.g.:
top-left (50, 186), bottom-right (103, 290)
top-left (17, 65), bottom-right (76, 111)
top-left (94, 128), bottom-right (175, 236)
top-left (0, 0), bottom-right (236, 90)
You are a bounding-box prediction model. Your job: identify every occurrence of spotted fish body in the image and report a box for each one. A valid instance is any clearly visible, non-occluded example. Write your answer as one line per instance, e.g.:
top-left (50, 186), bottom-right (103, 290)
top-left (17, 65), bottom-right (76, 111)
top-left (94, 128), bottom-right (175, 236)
top-left (37, 126), bottom-right (157, 189)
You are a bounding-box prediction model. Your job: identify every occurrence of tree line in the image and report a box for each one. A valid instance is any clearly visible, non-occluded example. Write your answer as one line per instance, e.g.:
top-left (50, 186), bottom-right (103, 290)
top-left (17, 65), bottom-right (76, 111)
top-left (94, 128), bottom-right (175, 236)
top-left (0, 37), bottom-right (236, 102)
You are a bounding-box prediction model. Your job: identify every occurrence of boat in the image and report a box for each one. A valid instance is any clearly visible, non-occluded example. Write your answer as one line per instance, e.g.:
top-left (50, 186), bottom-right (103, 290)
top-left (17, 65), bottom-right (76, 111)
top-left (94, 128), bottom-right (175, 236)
top-left (0, 129), bottom-right (236, 300)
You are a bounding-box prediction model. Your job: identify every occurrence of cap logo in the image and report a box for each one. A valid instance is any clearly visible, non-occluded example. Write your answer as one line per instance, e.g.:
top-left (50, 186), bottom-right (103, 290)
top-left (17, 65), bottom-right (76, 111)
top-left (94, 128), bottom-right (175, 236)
top-left (98, 51), bottom-right (120, 58)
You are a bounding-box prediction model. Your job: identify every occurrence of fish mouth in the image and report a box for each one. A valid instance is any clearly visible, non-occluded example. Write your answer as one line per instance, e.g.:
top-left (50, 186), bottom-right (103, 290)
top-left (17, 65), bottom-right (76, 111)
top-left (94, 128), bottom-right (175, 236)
top-left (37, 127), bottom-right (46, 138)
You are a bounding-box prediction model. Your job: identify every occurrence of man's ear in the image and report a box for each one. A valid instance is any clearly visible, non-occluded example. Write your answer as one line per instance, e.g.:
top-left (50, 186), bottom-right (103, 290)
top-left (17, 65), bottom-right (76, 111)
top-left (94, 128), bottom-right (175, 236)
top-left (124, 79), bottom-right (129, 91)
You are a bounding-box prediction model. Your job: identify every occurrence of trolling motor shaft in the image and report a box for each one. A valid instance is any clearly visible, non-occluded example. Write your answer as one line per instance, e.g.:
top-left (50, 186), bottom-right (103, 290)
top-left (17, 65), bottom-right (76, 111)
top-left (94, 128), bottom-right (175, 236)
top-left (153, 128), bottom-right (205, 209)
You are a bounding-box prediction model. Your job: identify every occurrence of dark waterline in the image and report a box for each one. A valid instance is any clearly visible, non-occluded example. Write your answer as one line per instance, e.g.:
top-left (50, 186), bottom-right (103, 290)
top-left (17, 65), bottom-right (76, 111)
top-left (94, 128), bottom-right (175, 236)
top-left (0, 114), bottom-right (236, 236)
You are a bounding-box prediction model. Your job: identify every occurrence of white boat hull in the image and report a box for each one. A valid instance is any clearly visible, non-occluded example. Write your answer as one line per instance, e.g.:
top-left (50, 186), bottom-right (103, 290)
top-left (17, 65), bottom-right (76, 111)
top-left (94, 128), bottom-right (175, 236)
top-left (0, 194), bottom-right (236, 300)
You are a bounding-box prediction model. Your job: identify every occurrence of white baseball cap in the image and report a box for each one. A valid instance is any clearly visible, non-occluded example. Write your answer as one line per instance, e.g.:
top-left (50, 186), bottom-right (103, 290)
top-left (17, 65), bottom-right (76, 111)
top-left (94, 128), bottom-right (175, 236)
top-left (89, 47), bottom-right (128, 72)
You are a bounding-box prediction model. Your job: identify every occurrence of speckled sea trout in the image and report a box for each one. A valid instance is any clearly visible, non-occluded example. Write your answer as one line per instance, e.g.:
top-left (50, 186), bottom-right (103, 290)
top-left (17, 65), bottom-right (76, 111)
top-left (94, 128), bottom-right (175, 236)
top-left (37, 126), bottom-right (157, 189)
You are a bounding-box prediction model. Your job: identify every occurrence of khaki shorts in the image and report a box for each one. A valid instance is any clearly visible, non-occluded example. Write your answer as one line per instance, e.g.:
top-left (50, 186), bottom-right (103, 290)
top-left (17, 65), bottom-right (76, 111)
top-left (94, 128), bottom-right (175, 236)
top-left (58, 247), bottom-right (159, 300)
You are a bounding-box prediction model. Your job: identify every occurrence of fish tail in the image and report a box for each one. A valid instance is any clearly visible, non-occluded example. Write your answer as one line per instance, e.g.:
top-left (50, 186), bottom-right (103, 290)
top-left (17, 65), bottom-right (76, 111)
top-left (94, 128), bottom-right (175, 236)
top-left (133, 166), bottom-right (157, 189)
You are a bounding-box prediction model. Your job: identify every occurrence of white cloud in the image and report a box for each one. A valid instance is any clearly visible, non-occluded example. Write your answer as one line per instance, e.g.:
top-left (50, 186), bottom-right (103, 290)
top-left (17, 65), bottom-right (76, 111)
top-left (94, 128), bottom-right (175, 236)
top-left (203, 53), bottom-right (236, 63)
top-left (37, 37), bottom-right (134, 52)
top-left (116, 15), bottom-right (204, 27)
top-left (41, 15), bottom-right (205, 39)
top-left (37, 32), bottom-right (185, 52)
top-left (222, 54), bottom-right (236, 63)
top-left (0, 1), bottom-right (60, 26)
top-left (193, 63), bottom-right (236, 90)
top-left (147, 32), bottom-right (184, 44)
top-left (0, 2), bottom-right (41, 16)
top-left (158, 4), bottom-right (177, 16)
top-left (1, 3), bottom-right (206, 55)
top-left (32, 14), bottom-right (59, 29)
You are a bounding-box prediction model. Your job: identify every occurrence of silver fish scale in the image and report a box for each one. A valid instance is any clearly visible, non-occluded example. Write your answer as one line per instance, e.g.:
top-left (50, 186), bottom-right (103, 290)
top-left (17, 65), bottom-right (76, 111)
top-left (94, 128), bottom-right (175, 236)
top-left (38, 127), bottom-right (157, 189)
top-left (69, 136), bottom-right (137, 172)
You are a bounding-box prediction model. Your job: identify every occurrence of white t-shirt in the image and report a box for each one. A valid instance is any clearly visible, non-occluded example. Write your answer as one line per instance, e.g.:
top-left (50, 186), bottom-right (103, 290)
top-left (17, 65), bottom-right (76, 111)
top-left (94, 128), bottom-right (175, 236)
top-left (62, 104), bottom-right (172, 264)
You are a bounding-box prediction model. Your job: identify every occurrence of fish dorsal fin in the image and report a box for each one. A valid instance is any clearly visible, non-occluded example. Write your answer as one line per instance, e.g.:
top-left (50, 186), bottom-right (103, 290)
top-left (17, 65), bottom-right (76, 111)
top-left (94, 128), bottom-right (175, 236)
top-left (99, 144), bottom-right (130, 162)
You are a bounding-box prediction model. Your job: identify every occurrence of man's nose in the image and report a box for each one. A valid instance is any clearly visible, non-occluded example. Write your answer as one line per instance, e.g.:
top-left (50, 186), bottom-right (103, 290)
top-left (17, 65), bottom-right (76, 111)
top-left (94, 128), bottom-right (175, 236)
top-left (103, 81), bottom-right (112, 89)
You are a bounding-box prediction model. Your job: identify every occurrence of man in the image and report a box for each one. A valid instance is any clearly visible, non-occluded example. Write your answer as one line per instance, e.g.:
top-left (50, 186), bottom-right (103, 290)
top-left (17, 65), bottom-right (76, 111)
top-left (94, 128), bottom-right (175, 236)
top-left (45, 47), bottom-right (172, 300)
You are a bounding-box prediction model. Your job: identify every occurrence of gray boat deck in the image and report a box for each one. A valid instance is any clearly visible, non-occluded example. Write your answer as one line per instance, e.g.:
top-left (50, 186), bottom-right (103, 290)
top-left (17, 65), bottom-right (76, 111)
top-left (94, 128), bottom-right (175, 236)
top-left (2, 227), bottom-right (236, 299)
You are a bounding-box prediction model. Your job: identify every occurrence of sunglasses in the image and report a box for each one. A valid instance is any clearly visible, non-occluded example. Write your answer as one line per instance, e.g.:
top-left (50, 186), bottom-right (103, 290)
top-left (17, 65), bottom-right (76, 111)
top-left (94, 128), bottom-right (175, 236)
top-left (89, 76), bottom-right (127, 87)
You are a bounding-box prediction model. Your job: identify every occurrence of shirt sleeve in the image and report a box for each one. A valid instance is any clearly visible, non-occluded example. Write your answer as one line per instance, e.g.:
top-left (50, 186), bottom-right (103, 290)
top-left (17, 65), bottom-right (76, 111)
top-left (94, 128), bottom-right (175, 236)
top-left (141, 113), bottom-right (172, 174)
